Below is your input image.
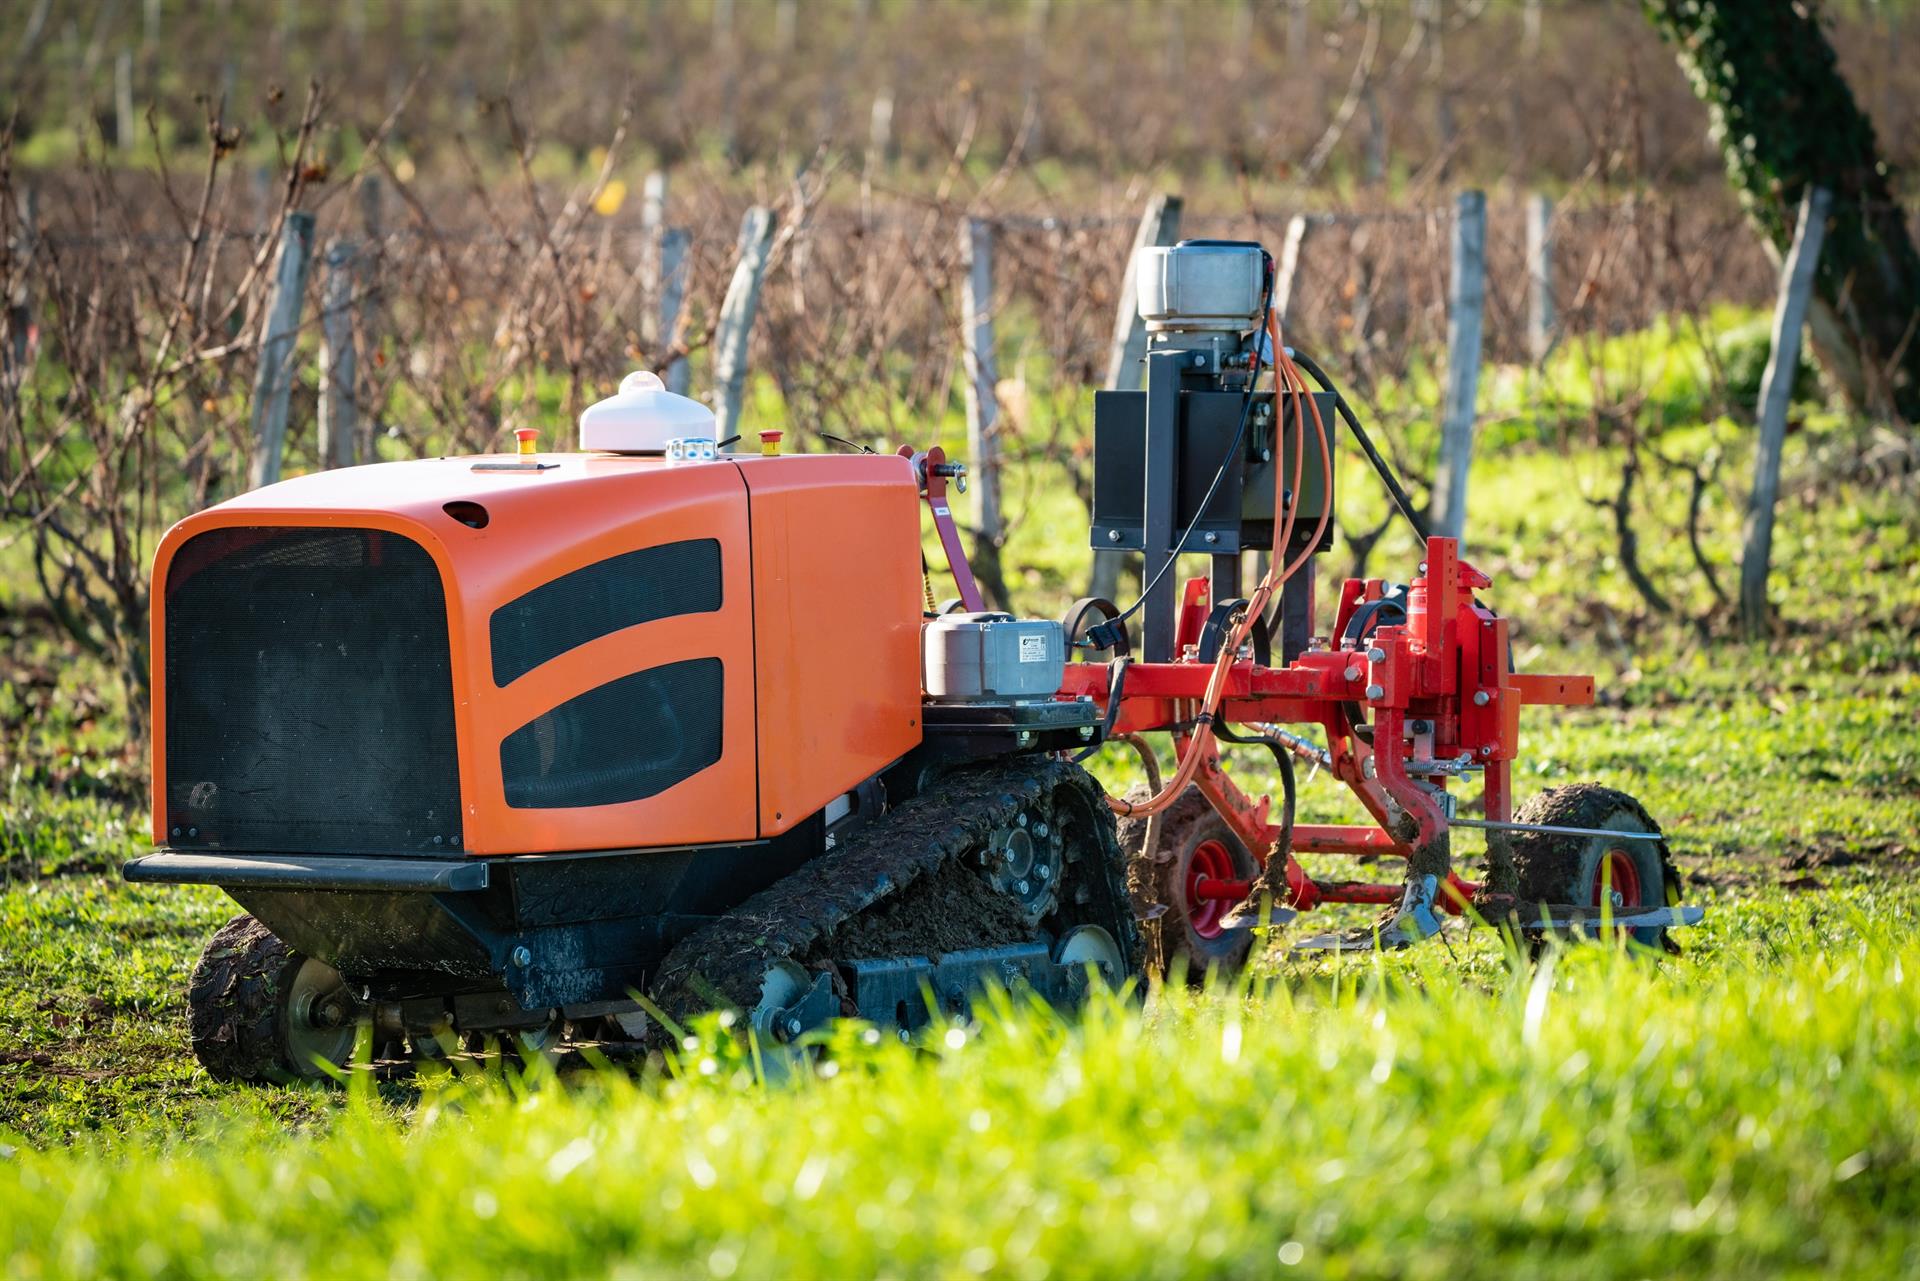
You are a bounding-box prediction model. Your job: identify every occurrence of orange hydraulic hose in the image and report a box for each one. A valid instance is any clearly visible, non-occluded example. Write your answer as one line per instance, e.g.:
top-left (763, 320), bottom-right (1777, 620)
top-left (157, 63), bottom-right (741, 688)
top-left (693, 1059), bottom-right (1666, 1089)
top-left (1106, 308), bottom-right (1333, 820)
top-left (1271, 335), bottom-right (1334, 585)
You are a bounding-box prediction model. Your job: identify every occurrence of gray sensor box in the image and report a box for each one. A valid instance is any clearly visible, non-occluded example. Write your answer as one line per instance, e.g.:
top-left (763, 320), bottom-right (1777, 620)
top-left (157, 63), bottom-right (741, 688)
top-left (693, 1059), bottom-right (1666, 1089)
top-left (1136, 242), bottom-right (1266, 334)
top-left (923, 612), bottom-right (1066, 702)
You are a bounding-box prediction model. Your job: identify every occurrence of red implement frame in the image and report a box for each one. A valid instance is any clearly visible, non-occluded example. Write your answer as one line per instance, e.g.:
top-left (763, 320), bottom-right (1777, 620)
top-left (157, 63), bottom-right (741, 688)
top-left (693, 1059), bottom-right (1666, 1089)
top-left (907, 439), bottom-right (1595, 919)
top-left (1041, 536), bottom-right (1594, 916)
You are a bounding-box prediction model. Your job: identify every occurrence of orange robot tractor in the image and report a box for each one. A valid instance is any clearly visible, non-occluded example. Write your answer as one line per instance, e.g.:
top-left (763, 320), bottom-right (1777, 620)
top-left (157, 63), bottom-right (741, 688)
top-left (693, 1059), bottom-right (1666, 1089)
top-left (129, 246), bottom-right (1701, 1081)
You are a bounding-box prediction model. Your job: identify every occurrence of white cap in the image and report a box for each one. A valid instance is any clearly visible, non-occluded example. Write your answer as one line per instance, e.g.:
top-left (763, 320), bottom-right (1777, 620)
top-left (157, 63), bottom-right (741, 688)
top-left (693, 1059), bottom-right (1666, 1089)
top-left (578, 371), bottom-right (717, 454)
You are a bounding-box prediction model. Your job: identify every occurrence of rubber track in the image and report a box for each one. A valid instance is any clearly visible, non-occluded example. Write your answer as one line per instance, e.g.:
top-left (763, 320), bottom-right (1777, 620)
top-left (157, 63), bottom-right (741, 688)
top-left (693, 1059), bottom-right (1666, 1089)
top-left (652, 756), bottom-right (1136, 1023)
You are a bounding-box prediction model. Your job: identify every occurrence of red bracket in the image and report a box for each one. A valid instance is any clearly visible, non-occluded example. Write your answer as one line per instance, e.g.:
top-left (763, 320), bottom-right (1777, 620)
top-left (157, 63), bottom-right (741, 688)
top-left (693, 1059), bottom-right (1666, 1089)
top-left (902, 444), bottom-right (985, 613)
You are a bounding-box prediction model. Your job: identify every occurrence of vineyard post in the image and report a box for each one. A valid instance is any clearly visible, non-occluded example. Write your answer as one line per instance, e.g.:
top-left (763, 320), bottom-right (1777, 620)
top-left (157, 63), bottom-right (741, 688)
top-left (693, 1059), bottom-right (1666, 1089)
top-left (639, 172), bottom-right (666, 350)
top-left (1526, 192), bottom-right (1554, 364)
top-left (639, 170), bottom-right (666, 308)
top-left (357, 172), bottom-right (382, 245)
top-left (640, 172), bottom-right (690, 393)
top-left (868, 91), bottom-right (895, 169)
top-left (1741, 185), bottom-right (1831, 639)
top-left (1274, 213), bottom-right (1313, 325)
top-left (246, 211), bottom-right (315, 490)
top-left (358, 172), bottom-right (383, 241)
top-left (959, 215), bottom-right (1006, 607)
top-left (317, 238), bottom-right (358, 470)
top-left (641, 170), bottom-right (668, 246)
top-left (1275, 211), bottom-right (1324, 659)
top-left (1363, 85), bottom-right (1386, 186)
top-left (1433, 189), bottom-right (1486, 543)
top-left (3, 184), bottom-right (35, 398)
top-left (114, 49), bottom-right (135, 149)
top-left (1103, 193), bottom-right (1183, 391)
top-left (711, 205), bottom-right (775, 449)
top-left (861, 90), bottom-right (894, 220)
top-left (356, 176), bottom-right (382, 462)
top-left (1092, 192), bottom-right (1183, 600)
top-left (659, 228), bottom-right (692, 396)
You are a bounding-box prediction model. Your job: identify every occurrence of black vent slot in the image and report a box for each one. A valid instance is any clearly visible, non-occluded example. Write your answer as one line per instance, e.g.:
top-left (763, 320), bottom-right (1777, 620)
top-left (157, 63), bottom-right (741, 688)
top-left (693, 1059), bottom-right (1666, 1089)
top-left (500, 658), bottom-right (723, 809)
top-left (490, 539), bottom-right (722, 686)
top-left (164, 527), bottom-right (462, 854)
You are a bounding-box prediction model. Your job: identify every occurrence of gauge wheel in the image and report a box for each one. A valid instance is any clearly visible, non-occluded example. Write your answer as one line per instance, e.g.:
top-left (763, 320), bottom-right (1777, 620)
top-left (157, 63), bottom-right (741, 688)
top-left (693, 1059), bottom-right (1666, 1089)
top-left (1119, 784), bottom-right (1260, 981)
top-left (188, 915), bottom-right (361, 1082)
top-left (1508, 784), bottom-right (1681, 950)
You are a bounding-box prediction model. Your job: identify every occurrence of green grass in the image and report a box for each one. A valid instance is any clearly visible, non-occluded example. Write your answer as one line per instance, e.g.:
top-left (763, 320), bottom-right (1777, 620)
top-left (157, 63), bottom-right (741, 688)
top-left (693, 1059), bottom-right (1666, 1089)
top-left (0, 878), bottom-right (334, 1144)
top-left (2, 894), bottom-right (1918, 1278)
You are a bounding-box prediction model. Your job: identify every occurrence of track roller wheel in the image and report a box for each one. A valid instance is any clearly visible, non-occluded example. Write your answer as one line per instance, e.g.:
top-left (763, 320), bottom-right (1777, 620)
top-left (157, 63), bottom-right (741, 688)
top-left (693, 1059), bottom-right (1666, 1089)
top-left (1119, 783), bottom-right (1260, 981)
top-left (1507, 784), bottom-right (1681, 950)
top-left (188, 914), bottom-right (362, 1082)
top-left (1054, 925), bottom-right (1126, 995)
top-left (1044, 766), bottom-right (1144, 993)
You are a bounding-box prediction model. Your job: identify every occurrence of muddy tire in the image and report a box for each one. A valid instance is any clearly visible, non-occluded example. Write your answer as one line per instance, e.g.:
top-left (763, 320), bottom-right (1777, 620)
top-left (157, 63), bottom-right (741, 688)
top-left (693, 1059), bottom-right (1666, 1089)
top-left (188, 914), bottom-right (358, 1083)
top-left (1508, 784), bottom-right (1681, 950)
top-left (1120, 783), bottom-right (1259, 981)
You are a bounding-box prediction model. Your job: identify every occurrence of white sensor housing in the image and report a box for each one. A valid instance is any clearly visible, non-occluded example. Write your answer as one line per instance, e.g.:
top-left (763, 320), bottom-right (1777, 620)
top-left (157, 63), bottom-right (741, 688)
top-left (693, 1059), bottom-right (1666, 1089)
top-left (578, 371), bottom-right (717, 454)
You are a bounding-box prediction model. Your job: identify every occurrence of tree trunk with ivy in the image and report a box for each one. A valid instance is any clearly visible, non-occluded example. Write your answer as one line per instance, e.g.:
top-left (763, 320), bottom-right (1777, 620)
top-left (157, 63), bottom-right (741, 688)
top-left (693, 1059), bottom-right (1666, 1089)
top-left (1646, 0), bottom-right (1920, 424)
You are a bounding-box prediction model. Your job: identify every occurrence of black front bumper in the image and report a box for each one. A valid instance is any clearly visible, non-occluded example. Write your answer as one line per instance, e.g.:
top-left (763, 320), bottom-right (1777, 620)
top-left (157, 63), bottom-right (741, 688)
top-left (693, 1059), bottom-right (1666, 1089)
top-left (122, 833), bottom-right (820, 1008)
top-left (125, 850), bottom-right (490, 893)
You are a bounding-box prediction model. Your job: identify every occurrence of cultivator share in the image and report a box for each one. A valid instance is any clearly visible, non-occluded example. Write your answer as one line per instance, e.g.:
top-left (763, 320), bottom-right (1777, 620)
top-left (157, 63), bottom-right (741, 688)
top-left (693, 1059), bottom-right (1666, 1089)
top-left (126, 239), bottom-right (1701, 1081)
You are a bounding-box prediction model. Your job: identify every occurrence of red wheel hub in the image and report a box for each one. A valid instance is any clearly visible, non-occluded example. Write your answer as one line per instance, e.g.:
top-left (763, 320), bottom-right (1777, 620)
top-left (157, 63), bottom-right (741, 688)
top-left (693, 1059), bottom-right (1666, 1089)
top-left (1186, 839), bottom-right (1238, 938)
top-left (1590, 848), bottom-right (1643, 910)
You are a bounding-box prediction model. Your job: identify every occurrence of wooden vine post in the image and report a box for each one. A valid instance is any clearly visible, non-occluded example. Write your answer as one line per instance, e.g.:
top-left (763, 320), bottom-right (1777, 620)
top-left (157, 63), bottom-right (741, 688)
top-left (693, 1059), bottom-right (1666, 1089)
top-left (1740, 185), bottom-right (1831, 639)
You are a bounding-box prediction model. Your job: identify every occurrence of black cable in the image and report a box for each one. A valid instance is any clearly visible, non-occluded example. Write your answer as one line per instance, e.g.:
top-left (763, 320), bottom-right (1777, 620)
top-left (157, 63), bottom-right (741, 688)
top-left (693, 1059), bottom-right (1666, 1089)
top-left (1071, 657), bottom-right (1130, 763)
top-left (1285, 349), bottom-right (1431, 543)
top-left (1211, 719), bottom-right (1297, 854)
top-left (1095, 263), bottom-right (1277, 644)
top-left (1287, 353), bottom-right (1508, 664)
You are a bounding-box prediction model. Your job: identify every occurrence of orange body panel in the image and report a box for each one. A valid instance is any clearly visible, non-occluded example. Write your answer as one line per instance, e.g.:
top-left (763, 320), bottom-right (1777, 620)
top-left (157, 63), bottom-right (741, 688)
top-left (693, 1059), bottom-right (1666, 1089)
top-left (151, 449), bottom-right (920, 857)
top-left (737, 454), bottom-right (926, 835)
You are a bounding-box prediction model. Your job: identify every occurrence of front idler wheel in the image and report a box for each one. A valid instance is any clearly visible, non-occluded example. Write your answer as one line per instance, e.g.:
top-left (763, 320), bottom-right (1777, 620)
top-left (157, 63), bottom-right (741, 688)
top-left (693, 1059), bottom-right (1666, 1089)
top-left (189, 915), bottom-right (362, 1083)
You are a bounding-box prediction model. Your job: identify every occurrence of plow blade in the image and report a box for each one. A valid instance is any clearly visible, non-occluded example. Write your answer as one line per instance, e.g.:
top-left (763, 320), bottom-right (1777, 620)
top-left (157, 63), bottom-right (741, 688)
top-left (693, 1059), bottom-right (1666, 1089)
top-left (1518, 904), bottom-right (1706, 934)
top-left (1289, 892), bottom-right (1706, 954)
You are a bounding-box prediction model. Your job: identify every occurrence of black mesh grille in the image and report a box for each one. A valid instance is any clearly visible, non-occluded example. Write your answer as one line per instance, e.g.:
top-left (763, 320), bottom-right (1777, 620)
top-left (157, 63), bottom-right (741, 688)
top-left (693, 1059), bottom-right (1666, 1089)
top-left (164, 527), bottom-right (462, 854)
top-left (489, 539), bottom-right (722, 686)
top-left (500, 658), bottom-right (723, 809)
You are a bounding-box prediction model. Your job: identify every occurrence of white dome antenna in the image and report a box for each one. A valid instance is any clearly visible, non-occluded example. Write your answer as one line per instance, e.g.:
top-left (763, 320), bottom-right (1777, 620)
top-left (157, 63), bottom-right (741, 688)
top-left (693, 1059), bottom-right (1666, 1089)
top-left (578, 371), bottom-right (717, 454)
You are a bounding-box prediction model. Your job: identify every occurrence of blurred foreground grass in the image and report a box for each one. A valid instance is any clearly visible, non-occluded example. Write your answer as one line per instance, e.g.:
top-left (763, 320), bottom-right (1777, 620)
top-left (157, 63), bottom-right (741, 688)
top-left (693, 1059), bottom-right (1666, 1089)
top-left (3, 889), bottom-right (1918, 1278)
